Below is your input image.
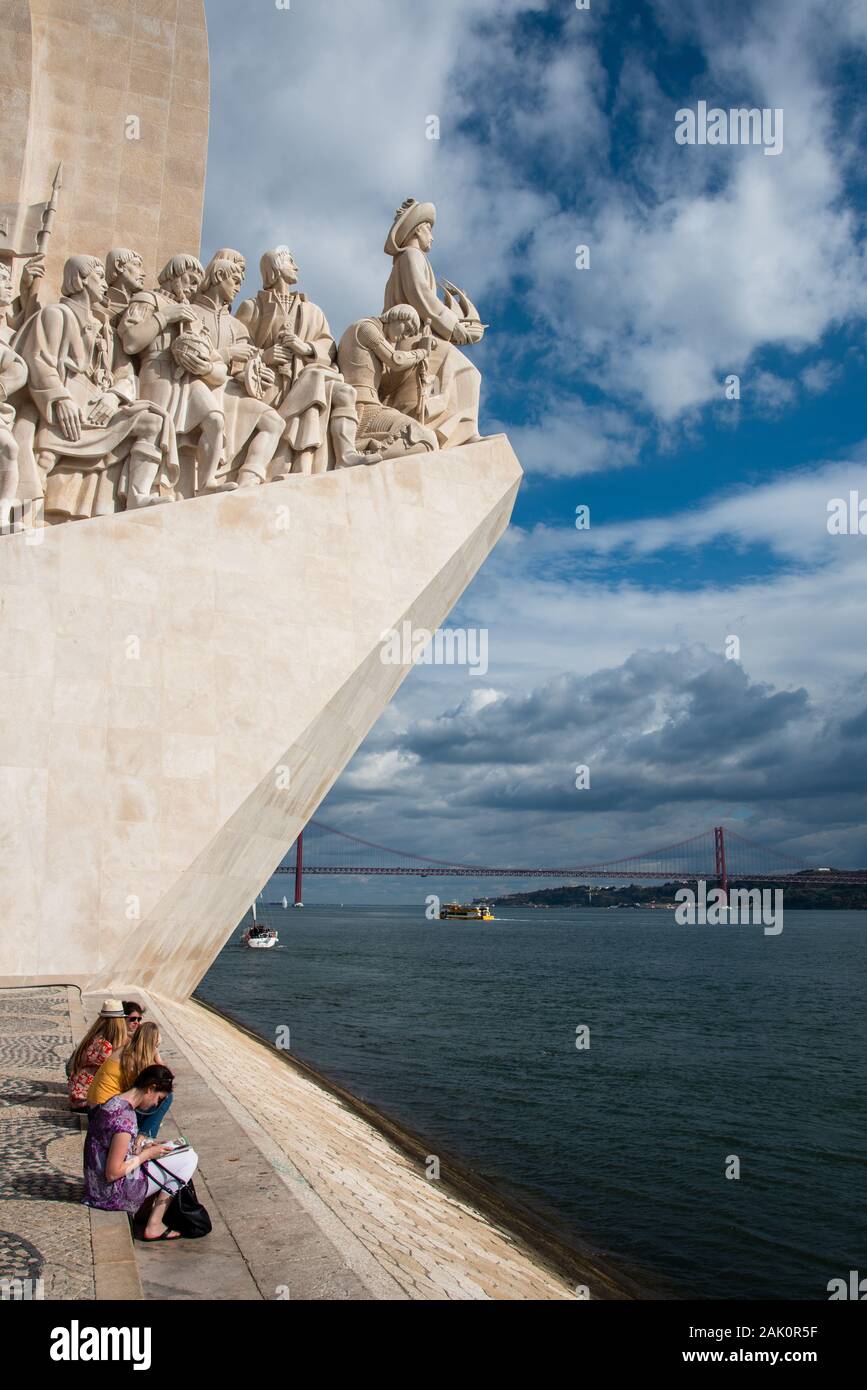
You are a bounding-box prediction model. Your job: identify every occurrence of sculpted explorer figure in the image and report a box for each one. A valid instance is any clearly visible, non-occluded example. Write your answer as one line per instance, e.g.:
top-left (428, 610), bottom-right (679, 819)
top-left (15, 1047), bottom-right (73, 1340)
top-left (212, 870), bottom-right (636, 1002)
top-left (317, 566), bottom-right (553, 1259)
top-left (383, 198), bottom-right (484, 449)
top-left (237, 246), bottom-right (375, 474)
top-left (119, 254), bottom-right (231, 497)
top-left (16, 255), bottom-right (178, 522)
top-left (337, 305), bottom-right (438, 459)
top-left (191, 252), bottom-right (284, 488)
top-left (0, 254), bottom-right (46, 333)
top-left (0, 262), bottom-right (29, 532)
top-left (105, 248), bottom-right (146, 322)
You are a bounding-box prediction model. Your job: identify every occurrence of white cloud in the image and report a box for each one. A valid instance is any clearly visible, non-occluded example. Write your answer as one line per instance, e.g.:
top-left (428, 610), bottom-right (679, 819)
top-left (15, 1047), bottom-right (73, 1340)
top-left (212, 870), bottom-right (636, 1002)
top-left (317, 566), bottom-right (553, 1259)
top-left (204, 0), bottom-right (552, 335)
top-left (524, 0), bottom-right (867, 421)
top-left (563, 456), bottom-right (867, 561)
top-left (801, 360), bottom-right (842, 395)
top-left (491, 398), bottom-right (647, 477)
top-left (204, 0), bottom-right (867, 440)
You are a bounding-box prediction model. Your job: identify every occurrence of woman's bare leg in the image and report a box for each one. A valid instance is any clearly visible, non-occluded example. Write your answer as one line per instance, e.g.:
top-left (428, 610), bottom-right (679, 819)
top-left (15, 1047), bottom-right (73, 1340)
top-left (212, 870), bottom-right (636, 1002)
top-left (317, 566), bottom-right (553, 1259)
top-left (142, 1189), bottom-right (179, 1239)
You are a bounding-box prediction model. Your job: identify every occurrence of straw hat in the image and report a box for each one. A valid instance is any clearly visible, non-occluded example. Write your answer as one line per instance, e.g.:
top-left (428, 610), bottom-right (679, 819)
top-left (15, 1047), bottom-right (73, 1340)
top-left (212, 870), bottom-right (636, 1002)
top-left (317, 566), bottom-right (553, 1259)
top-left (99, 999), bottom-right (125, 1018)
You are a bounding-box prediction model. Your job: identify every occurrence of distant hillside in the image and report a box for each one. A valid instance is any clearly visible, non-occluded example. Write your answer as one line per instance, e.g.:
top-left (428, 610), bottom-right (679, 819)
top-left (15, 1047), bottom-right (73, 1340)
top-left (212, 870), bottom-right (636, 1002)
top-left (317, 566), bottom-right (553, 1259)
top-left (482, 879), bottom-right (867, 911)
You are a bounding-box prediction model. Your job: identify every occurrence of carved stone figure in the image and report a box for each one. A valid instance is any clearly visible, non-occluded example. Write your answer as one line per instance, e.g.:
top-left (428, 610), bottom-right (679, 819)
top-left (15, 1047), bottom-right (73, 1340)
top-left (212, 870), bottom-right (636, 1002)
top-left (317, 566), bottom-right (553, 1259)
top-left (0, 262), bottom-right (29, 531)
top-left (0, 195), bottom-right (489, 530)
top-left (212, 248), bottom-right (247, 275)
top-left (383, 199), bottom-right (483, 448)
top-left (191, 251), bottom-right (284, 488)
top-left (237, 246), bottom-right (375, 474)
top-left (337, 305), bottom-right (438, 460)
top-left (105, 248), bottom-right (145, 322)
top-left (15, 255), bottom-right (179, 522)
top-left (119, 254), bottom-right (232, 497)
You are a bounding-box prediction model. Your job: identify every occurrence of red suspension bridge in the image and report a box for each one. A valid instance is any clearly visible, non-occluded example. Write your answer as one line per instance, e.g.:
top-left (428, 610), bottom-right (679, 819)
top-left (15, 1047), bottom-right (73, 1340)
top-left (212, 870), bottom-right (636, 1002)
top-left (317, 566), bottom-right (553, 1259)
top-left (276, 821), bottom-right (867, 903)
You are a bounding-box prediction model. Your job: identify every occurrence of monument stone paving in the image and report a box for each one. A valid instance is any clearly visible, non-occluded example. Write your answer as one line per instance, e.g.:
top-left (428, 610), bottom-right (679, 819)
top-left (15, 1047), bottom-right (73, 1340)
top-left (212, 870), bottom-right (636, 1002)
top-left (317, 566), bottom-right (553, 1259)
top-left (0, 4), bottom-right (523, 999)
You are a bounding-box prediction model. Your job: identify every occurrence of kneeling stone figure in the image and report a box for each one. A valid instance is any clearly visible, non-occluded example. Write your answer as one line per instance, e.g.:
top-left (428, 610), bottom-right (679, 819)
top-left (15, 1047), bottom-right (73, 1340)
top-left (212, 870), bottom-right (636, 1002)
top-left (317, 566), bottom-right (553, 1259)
top-left (336, 304), bottom-right (438, 461)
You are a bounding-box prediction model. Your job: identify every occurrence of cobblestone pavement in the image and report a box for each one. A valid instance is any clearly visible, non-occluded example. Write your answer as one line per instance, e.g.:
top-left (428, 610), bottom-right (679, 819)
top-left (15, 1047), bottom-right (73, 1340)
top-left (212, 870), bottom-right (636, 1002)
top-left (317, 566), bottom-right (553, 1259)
top-left (159, 996), bottom-right (577, 1301)
top-left (0, 988), bottom-right (94, 1300)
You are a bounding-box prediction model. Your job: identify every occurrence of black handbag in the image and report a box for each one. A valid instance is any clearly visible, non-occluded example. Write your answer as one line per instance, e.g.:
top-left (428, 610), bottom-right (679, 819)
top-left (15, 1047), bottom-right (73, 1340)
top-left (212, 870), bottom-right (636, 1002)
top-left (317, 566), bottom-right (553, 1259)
top-left (147, 1160), bottom-right (212, 1238)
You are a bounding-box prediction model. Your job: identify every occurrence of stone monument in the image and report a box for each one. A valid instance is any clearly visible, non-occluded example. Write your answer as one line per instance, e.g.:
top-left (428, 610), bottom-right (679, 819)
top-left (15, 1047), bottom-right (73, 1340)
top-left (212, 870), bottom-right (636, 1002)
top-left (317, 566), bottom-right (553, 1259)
top-left (0, 0), bottom-right (209, 302)
top-left (0, 4), bottom-right (522, 1001)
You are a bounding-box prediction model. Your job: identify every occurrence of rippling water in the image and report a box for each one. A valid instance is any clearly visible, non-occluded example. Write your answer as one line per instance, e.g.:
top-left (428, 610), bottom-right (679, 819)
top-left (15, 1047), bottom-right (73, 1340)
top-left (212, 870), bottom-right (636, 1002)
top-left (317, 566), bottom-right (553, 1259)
top-left (197, 905), bottom-right (866, 1299)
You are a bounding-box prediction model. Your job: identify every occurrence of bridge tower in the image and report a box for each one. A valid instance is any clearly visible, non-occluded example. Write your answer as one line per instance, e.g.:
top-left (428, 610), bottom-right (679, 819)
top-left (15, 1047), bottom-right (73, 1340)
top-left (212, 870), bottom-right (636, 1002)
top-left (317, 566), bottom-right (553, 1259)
top-left (714, 826), bottom-right (728, 901)
top-left (294, 832), bottom-right (304, 908)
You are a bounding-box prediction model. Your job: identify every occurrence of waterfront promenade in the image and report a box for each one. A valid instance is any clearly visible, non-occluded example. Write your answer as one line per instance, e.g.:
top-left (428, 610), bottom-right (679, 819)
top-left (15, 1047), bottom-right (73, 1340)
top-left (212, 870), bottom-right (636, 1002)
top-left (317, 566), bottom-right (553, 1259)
top-left (0, 985), bottom-right (595, 1300)
top-left (0, 987), bottom-right (140, 1300)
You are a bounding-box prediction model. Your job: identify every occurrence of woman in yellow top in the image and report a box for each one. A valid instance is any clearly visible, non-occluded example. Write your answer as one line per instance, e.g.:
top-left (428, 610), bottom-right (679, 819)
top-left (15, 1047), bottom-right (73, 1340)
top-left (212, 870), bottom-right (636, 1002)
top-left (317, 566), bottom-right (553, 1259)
top-left (87, 1022), bottom-right (173, 1138)
top-left (66, 1001), bottom-right (128, 1112)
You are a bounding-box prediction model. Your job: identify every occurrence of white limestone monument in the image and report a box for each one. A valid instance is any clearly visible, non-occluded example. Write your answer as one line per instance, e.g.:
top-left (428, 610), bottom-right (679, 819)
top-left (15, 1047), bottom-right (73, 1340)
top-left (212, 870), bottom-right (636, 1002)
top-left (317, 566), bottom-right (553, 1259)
top-left (0, 3), bottom-right (522, 1000)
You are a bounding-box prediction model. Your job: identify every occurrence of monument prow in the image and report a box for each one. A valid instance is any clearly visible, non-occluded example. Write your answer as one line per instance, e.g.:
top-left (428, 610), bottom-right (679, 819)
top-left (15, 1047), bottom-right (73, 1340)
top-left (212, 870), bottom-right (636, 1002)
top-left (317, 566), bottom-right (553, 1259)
top-left (0, 437), bottom-right (521, 999)
top-left (0, 3), bottom-right (524, 1003)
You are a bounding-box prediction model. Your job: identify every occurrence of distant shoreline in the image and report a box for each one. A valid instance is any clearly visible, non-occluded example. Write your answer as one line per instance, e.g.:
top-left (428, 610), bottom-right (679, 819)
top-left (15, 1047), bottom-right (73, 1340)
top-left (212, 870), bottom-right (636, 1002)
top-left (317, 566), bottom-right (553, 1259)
top-left (482, 882), bottom-right (867, 911)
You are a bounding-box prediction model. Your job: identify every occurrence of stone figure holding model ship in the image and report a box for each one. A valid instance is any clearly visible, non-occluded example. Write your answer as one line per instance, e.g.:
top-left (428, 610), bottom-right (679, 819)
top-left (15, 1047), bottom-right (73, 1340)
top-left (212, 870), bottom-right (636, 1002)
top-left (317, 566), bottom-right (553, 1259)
top-left (236, 245), bottom-right (376, 474)
top-left (382, 198), bottom-right (485, 449)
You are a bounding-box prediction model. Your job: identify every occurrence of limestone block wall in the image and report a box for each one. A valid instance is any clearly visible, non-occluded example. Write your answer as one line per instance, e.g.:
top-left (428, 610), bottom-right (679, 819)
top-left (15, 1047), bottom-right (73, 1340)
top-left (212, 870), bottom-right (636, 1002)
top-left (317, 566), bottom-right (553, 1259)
top-left (0, 0), bottom-right (209, 296)
top-left (0, 438), bottom-right (522, 1000)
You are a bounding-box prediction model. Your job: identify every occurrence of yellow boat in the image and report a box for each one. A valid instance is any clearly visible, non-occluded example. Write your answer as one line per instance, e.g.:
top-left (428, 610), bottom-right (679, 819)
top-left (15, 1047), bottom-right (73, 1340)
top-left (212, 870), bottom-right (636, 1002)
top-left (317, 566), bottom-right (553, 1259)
top-left (438, 901), bottom-right (496, 921)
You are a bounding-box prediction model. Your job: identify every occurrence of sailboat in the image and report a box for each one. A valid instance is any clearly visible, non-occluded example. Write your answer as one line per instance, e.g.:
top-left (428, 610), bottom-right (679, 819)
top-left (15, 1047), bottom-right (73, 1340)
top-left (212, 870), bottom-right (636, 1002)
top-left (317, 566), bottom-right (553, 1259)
top-left (281, 896), bottom-right (288, 909)
top-left (242, 896), bottom-right (278, 949)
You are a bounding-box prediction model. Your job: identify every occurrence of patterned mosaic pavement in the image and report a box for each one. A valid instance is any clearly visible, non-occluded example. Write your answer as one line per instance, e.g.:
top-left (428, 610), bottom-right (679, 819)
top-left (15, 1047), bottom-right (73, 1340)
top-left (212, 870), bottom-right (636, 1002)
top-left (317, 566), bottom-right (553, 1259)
top-left (0, 988), bottom-right (94, 1299)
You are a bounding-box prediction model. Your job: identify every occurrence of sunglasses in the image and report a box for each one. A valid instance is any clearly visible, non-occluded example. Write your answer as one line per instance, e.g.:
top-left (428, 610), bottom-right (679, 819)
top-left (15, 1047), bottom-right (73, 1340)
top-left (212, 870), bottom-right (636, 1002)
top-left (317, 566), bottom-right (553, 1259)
top-left (128, 1015), bottom-right (143, 1023)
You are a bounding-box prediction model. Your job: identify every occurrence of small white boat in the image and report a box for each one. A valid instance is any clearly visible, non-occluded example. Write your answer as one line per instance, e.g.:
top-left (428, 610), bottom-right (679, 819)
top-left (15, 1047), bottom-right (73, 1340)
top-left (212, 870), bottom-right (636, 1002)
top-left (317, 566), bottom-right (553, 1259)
top-left (243, 927), bottom-right (278, 948)
top-left (242, 899), bottom-right (278, 948)
top-left (282, 896), bottom-right (288, 909)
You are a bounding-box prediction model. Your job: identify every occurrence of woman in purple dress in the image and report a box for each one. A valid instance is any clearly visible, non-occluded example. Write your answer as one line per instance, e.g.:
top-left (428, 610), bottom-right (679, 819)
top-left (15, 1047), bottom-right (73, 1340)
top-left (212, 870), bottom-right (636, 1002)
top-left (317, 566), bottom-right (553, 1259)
top-left (83, 1063), bottom-right (198, 1242)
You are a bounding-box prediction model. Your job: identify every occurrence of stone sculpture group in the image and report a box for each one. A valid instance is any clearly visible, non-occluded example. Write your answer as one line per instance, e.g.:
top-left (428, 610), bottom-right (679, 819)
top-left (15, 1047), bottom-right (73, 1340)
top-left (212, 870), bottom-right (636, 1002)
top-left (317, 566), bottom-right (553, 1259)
top-left (0, 198), bottom-right (486, 531)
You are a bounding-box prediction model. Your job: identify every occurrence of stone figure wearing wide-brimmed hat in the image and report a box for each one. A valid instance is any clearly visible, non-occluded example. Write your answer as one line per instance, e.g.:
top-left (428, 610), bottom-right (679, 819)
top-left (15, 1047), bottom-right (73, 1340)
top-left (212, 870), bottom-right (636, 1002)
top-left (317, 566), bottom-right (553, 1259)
top-left (382, 198), bottom-right (484, 449)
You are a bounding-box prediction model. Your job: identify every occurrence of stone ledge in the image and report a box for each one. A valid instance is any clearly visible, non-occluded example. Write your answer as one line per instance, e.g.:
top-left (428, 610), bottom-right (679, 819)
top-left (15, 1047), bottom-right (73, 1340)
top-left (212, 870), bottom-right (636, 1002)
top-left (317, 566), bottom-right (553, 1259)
top-left (147, 992), bottom-right (587, 1300)
top-left (0, 436), bottom-right (522, 1001)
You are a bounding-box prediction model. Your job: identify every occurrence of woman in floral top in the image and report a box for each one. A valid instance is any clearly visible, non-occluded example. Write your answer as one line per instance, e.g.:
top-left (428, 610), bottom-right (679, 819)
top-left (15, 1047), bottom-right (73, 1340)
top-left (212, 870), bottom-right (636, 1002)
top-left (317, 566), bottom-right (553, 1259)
top-left (83, 1063), bottom-right (197, 1241)
top-left (67, 1000), bottom-right (129, 1111)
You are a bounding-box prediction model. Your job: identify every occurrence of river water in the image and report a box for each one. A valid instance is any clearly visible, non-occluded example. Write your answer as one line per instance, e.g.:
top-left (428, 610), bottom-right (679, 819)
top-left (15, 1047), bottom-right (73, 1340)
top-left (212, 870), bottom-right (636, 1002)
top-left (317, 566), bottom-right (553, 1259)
top-left (197, 904), bottom-right (866, 1299)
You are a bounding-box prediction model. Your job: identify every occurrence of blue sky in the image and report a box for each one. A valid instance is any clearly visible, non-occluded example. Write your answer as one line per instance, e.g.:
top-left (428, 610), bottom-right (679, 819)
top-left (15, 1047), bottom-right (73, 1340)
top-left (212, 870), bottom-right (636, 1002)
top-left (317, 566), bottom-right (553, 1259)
top-left (203, 0), bottom-right (867, 898)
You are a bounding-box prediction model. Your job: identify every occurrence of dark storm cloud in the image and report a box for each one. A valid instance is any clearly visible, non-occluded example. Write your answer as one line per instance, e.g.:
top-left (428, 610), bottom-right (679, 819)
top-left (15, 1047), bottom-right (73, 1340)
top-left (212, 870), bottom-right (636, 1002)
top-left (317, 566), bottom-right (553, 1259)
top-left (323, 646), bottom-right (867, 873)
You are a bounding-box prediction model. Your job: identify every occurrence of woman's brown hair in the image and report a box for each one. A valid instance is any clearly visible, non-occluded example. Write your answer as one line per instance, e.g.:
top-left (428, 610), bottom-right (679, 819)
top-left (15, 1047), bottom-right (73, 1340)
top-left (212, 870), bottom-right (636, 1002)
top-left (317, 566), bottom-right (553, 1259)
top-left (119, 1021), bottom-right (161, 1090)
top-left (133, 1064), bottom-right (174, 1095)
top-left (69, 1016), bottom-right (127, 1075)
